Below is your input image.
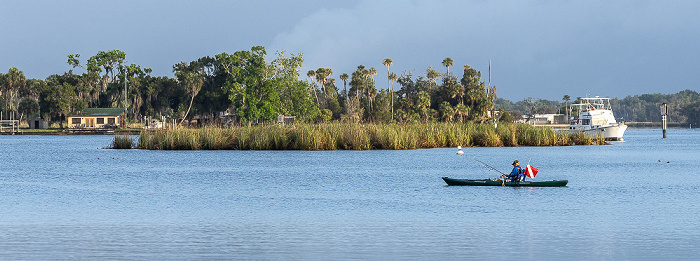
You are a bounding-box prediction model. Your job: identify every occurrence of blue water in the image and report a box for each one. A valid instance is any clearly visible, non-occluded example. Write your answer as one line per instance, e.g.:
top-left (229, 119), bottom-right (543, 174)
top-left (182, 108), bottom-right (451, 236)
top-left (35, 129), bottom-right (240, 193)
top-left (1, 129), bottom-right (698, 260)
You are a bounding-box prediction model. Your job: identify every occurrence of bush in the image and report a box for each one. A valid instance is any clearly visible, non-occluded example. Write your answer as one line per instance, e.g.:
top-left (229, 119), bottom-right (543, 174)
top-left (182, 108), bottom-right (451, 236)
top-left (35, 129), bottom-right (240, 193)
top-left (111, 134), bottom-right (134, 149)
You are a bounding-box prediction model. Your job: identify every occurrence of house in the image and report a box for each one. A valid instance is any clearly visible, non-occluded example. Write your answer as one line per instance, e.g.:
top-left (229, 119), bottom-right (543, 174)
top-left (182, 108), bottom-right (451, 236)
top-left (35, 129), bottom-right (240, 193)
top-left (523, 114), bottom-right (568, 125)
top-left (67, 108), bottom-right (125, 129)
top-left (28, 118), bottom-right (49, 129)
top-left (277, 114), bottom-right (296, 126)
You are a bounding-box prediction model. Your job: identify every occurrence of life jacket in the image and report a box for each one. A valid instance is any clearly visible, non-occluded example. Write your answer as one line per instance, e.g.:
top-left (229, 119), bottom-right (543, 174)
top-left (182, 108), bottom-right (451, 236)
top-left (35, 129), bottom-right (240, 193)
top-left (509, 166), bottom-right (522, 181)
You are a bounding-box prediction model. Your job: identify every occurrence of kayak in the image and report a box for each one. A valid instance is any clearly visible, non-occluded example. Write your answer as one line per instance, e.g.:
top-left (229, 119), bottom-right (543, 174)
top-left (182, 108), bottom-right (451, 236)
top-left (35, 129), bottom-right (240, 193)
top-left (442, 177), bottom-right (568, 187)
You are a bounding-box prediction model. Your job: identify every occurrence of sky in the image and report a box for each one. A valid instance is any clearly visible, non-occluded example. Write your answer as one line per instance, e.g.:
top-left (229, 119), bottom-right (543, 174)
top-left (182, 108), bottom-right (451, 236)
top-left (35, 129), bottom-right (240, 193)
top-left (1, 0), bottom-right (698, 101)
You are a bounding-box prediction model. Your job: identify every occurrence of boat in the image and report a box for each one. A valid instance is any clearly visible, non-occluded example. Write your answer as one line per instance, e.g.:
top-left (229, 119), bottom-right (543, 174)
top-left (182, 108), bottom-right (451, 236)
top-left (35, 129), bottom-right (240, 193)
top-left (442, 177), bottom-right (568, 187)
top-left (567, 96), bottom-right (627, 141)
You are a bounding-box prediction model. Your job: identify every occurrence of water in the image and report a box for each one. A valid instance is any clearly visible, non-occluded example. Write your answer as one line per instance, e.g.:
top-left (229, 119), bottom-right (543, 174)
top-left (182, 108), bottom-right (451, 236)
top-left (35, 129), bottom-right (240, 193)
top-left (1, 129), bottom-right (698, 260)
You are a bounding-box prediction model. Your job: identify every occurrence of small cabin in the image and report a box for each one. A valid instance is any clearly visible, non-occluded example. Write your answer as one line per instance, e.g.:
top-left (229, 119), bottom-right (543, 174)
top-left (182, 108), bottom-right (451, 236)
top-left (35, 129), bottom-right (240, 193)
top-left (67, 108), bottom-right (125, 129)
top-left (28, 118), bottom-right (49, 129)
top-left (277, 114), bottom-right (296, 126)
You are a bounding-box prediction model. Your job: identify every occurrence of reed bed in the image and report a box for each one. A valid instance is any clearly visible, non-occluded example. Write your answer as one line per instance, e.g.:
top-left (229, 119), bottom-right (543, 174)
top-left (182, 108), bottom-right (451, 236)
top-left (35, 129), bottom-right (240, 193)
top-left (130, 122), bottom-right (606, 150)
top-left (111, 134), bottom-right (135, 149)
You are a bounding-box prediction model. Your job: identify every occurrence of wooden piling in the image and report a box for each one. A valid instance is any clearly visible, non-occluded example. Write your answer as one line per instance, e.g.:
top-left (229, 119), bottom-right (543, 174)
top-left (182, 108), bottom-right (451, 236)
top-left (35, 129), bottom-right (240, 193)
top-left (661, 103), bottom-right (667, 139)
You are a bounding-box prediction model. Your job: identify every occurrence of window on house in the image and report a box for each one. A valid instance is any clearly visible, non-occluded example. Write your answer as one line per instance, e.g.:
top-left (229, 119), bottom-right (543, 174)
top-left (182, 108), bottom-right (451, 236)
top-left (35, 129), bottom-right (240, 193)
top-left (72, 118), bottom-right (81, 124)
top-left (97, 118), bottom-right (105, 124)
top-left (108, 118), bottom-right (116, 124)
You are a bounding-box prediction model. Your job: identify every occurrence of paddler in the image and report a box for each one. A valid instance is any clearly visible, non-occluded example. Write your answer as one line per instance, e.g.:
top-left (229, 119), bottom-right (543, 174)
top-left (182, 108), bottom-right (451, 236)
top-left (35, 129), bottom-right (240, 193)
top-left (504, 160), bottom-right (524, 182)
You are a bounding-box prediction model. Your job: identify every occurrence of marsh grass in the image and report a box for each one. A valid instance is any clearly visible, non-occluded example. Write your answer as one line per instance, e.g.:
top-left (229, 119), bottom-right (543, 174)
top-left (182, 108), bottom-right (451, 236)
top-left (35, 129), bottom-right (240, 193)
top-left (130, 122), bottom-right (604, 150)
top-left (111, 134), bottom-right (135, 149)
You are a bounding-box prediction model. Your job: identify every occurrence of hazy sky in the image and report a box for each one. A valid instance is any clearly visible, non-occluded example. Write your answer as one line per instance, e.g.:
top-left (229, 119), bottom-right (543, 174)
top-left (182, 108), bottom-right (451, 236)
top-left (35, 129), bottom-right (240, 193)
top-left (1, 0), bottom-right (698, 101)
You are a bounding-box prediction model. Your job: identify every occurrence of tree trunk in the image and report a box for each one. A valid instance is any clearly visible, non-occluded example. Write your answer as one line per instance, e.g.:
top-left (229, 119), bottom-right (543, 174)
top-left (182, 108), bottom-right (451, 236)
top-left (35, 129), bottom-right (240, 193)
top-left (179, 95), bottom-right (195, 126)
top-left (312, 84), bottom-right (319, 105)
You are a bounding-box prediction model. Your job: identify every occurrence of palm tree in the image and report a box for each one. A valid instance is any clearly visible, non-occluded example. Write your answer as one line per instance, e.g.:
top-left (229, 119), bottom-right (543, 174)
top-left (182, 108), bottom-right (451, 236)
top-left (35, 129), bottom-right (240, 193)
top-left (382, 58), bottom-right (393, 91)
top-left (340, 73), bottom-right (349, 100)
top-left (369, 67), bottom-right (378, 112)
top-left (369, 67), bottom-right (377, 81)
top-left (307, 70), bottom-right (319, 104)
top-left (442, 57), bottom-right (454, 76)
top-left (563, 94), bottom-right (571, 120)
top-left (388, 72), bottom-right (398, 120)
top-left (324, 68), bottom-right (334, 103)
top-left (315, 68), bottom-right (328, 99)
top-left (368, 85), bottom-right (377, 112)
top-left (426, 66), bottom-right (441, 85)
top-left (455, 103), bottom-right (470, 123)
top-left (417, 91), bottom-right (431, 122)
top-left (352, 67), bottom-right (367, 103)
top-left (327, 78), bottom-right (336, 89)
top-left (306, 69), bottom-right (316, 82)
top-left (362, 68), bottom-right (372, 111)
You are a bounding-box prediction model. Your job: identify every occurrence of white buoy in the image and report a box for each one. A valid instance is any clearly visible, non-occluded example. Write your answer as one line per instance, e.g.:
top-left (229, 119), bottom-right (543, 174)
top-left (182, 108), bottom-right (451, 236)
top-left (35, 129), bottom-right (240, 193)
top-left (456, 146), bottom-right (464, 155)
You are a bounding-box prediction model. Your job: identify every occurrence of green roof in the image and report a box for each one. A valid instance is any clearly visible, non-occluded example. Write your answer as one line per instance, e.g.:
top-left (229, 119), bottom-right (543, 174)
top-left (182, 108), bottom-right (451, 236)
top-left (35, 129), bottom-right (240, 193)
top-left (72, 108), bottom-right (125, 117)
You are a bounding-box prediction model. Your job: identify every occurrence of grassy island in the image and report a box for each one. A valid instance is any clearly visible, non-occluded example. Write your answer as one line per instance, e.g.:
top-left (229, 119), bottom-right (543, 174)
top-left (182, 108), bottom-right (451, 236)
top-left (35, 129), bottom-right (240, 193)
top-left (111, 123), bottom-right (605, 150)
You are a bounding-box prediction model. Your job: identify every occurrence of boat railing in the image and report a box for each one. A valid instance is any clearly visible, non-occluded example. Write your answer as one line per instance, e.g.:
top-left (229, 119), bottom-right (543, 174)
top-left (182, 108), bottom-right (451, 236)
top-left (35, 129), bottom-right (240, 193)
top-left (571, 101), bottom-right (612, 111)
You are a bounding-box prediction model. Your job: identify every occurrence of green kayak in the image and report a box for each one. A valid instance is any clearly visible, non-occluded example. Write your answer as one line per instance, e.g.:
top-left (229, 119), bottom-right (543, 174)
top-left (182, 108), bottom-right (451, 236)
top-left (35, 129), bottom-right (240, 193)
top-left (442, 177), bottom-right (568, 187)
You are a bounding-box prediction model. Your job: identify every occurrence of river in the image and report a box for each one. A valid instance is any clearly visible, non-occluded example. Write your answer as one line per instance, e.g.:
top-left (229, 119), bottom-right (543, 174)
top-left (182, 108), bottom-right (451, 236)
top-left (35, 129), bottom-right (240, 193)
top-left (0, 128), bottom-right (698, 260)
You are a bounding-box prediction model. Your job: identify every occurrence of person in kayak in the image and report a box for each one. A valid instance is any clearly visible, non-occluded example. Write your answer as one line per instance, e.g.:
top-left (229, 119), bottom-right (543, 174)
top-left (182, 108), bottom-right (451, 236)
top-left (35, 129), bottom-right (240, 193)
top-left (504, 160), bottom-right (524, 182)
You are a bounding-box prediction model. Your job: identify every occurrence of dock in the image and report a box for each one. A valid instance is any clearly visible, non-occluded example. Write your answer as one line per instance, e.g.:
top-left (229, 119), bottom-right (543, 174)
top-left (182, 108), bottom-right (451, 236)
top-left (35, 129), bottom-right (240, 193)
top-left (0, 120), bottom-right (21, 134)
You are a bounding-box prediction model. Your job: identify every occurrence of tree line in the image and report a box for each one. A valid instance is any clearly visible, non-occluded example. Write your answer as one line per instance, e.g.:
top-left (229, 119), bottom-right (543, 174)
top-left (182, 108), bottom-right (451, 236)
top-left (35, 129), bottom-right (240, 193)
top-left (0, 46), bottom-right (496, 127)
top-left (1, 45), bottom-right (697, 127)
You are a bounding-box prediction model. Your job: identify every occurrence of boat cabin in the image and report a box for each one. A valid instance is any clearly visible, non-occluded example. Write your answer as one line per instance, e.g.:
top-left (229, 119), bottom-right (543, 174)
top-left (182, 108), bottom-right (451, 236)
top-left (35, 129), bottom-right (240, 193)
top-left (67, 108), bottom-right (125, 129)
top-left (570, 97), bottom-right (619, 128)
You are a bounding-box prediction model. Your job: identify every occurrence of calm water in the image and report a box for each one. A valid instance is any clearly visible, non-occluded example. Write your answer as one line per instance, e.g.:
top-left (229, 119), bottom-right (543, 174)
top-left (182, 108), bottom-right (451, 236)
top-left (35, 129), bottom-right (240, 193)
top-left (1, 128), bottom-right (699, 260)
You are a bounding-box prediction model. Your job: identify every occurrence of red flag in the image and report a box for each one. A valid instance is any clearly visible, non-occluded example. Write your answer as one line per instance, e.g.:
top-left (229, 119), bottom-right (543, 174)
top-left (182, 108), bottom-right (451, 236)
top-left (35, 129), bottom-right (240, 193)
top-left (525, 165), bottom-right (539, 178)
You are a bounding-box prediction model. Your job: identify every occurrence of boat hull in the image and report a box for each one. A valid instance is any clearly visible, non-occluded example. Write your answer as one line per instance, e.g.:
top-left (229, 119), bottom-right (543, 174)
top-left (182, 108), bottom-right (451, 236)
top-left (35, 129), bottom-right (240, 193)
top-left (442, 177), bottom-right (568, 187)
top-left (583, 124), bottom-right (627, 141)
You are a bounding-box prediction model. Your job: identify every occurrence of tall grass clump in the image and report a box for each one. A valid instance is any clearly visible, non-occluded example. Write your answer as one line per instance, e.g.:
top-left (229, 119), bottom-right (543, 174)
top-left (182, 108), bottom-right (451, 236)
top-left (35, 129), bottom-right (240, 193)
top-left (495, 123), bottom-right (518, 146)
top-left (569, 131), bottom-right (594, 145)
top-left (240, 125), bottom-right (289, 150)
top-left (199, 126), bottom-right (236, 150)
top-left (554, 130), bottom-right (572, 146)
top-left (289, 124), bottom-right (320, 150)
top-left (445, 122), bottom-right (471, 148)
top-left (338, 123), bottom-right (371, 150)
top-left (132, 122), bottom-right (605, 150)
top-left (514, 124), bottom-right (558, 146)
top-left (593, 135), bottom-right (608, 145)
top-left (111, 134), bottom-right (135, 149)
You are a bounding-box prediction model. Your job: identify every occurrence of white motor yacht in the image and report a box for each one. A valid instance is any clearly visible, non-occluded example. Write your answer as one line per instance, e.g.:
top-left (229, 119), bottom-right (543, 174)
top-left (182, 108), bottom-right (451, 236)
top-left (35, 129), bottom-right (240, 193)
top-left (568, 97), bottom-right (627, 141)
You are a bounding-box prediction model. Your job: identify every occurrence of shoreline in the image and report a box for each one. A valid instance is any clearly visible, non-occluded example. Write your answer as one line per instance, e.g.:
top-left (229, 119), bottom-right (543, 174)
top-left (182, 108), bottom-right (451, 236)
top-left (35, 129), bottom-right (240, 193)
top-left (1, 125), bottom-right (693, 136)
top-left (0, 130), bottom-right (141, 135)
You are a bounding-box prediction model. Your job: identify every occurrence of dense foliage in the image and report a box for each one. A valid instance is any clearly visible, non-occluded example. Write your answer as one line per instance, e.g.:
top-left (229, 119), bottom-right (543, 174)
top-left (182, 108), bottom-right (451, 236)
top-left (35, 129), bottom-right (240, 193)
top-left (0, 46), bottom-right (697, 127)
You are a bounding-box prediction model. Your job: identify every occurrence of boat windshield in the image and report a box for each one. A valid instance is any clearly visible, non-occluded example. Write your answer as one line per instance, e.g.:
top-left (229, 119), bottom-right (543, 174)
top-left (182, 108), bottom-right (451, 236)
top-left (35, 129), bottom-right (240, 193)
top-left (571, 97), bottom-right (612, 111)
